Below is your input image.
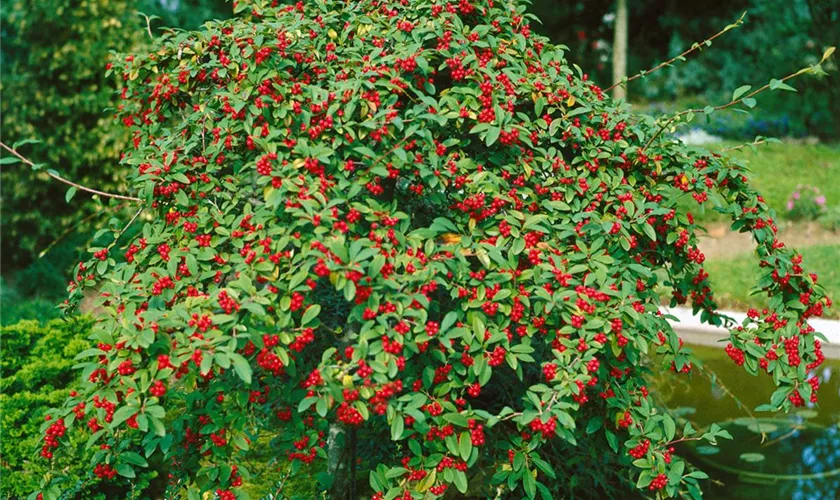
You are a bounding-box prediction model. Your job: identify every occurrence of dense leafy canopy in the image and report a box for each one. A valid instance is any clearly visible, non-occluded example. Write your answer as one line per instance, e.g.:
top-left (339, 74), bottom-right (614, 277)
top-left (39, 0), bottom-right (831, 498)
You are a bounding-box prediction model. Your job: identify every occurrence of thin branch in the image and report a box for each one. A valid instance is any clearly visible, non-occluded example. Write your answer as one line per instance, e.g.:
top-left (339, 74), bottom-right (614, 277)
top-left (361, 135), bottom-right (412, 176)
top-left (642, 62), bottom-right (820, 151)
top-left (37, 203), bottom-right (129, 259)
top-left (693, 362), bottom-right (766, 442)
top-left (666, 436), bottom-right (704, 446)
top-left (107, 205), bottom-right (146, 250)
top-left (719, 138), bottom-right (770, 153)
top-left (271, 469), bottom-right (294, 498)
top-left (760, 427), bottom-right (799, 448)
top-left (643, 114), bottom-right (680, 151)
top-left (606, 12), bottom-right (746, 93)
top-left (137, 12), bottom-right (156, 40)
top-left (0, 142), bottom-right (142, 202)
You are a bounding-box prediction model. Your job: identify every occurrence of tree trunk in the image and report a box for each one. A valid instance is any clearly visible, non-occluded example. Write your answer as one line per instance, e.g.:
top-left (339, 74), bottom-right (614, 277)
top-left (327, 424), bottom-right (352, 499)
top-left (612, 0), bottom-right (629, 101)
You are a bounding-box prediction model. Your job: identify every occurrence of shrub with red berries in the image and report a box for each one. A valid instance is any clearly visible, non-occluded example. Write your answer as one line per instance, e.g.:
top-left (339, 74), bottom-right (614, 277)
top-left (38, 0), bottom-right (831, 498)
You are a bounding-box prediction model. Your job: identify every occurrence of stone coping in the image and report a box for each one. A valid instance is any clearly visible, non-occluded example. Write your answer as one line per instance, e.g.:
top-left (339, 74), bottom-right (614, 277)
top-left (662, 307), bottom-right (840, 360)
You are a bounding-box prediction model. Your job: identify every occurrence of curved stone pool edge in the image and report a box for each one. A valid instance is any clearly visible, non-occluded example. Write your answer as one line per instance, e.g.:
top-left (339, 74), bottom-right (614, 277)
top-left (662, 306), bottom-right (840, 360)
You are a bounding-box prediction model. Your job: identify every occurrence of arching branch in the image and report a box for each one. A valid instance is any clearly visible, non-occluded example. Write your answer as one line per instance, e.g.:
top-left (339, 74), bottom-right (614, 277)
top-left (0, 141), bottom-right (142, 203)
top-left (606, 12), bottom-right (746, 93)
top-left (642, 47), bottom-right (835, 151)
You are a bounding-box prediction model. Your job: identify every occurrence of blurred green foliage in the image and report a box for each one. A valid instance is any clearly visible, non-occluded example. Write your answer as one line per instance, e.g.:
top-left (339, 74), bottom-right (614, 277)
top-left (1, 0), bottom-right (142, 271)
top-left (0, 0), bottom-right (231, 275)
top-left (143, 0), bottom-right (232, 30)
top-left (0, 279), bottom-right (62, 326)
top-left (1, 317), bottom-right (96, 497)
top-left (529, 0), bottom-right (839, 139)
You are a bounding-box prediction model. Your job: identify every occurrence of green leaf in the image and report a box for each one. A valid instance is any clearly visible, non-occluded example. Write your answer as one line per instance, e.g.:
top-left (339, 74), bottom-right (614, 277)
top-left (605, 430), bottom-right (619, 452)
top-left (368, 254), bottom-right (385, 278)
top-left (742, 97), bottom-right (757, 109)
top-left (111, 405), bottom-right (137, 428)
top-left (485, 126), bottom-right (500, 146)
top-left (459, 431), bottom-right (473, 460)
top-left (732, 85), bottom-right (751, 101)
top-left (443, 412), bottom-right (470, 427)
top-left (453, 470), bottom-right (468, 494)
top-left (390, 415), bottom-right (404, 440)
top-left (298, 397), bottom-right (318, 412)
top-left (316, 398), bottom-right (328, 417)
top-left (0, 156), bottom-right (21, 165)
top-left (667, 461), bottom-right (685, 484)
top-left (522, 469), bottom-right (537, 499)
top-left (353, 145), bottom-right (377, 158)
top-left (12, 138), bottom-right (40, 149)
top-left (230, 353), bottom-right (252, 384)
top-left (415, 56), bottom-right (429, 73)
top-left (440, 311), bottom-right (459, 334)
top-left (769, 79), bottom-right (796, 92)
top-left (663, 414), bottom-right (676, 441)
top-left (534, 97), bottom-right (545, 116)
top-left (531, 457), bottom-right (556, 479)
top-left (119, 452), bottom-right (148, 467)
top-left (471, 315), bottom-right (486, 340)
top-left (115, 463), bottom-right (136, 478)
top-left (150, 416), bottom-right (166, 437)
top-left (566, 106), bottom-right (591, 118)
top-left (301, 304), bottom-right (321, 325)
top-left (85, 430), bottom-right (106, 449)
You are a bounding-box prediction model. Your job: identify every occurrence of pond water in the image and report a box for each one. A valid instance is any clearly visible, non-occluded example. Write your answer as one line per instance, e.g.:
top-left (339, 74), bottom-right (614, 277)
top-left (651, 344), bottom-right (840, 500)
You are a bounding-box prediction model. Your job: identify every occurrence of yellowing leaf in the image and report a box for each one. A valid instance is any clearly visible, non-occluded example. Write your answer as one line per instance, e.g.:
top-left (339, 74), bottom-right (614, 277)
top-left (523, 163), bottom-right (533, 179)
top-left (437, 233), bottom-right (462, 245)
top-left (415, 468), bottom-right (436, 492)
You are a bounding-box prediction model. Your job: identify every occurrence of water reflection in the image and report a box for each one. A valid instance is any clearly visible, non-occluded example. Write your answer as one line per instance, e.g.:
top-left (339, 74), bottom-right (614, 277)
top-left (650, 344), bottom-right (840, 499)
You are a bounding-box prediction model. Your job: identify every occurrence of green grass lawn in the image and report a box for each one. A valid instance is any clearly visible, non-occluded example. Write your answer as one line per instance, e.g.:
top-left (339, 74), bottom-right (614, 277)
top-left (690, 141), bottom-right (840, 223)
top-left (704, 244), bottom-right (840, 318)
top-left (726, 142), bottom-right (840, 214)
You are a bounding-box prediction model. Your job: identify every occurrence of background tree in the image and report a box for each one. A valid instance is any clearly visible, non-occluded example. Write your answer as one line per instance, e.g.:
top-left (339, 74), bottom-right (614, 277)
top-left (0, 0), bottom-right (231, 273)
top-left (612, 0), bottom-right (629, 100)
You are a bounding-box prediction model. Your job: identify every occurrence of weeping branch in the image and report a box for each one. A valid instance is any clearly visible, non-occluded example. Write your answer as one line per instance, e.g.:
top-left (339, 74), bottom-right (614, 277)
top-left (0, 142), bottom-right (142, 202)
